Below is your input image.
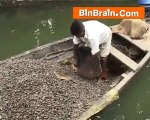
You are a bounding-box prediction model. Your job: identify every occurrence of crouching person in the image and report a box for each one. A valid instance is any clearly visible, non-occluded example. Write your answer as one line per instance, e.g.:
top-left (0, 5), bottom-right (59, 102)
top-left (70, 20), bottom-right (112, 81)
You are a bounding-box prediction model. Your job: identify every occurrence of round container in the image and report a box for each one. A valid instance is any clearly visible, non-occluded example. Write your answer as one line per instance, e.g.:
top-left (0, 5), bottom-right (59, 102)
top-left (76, 46), bottom-right (101, 80)
top-left (138, 0), bottom-right (150, 5)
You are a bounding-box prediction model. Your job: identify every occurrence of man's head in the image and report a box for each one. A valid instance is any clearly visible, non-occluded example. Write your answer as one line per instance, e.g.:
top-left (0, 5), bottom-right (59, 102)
top-left (70, 20), bottom-right (85, 38)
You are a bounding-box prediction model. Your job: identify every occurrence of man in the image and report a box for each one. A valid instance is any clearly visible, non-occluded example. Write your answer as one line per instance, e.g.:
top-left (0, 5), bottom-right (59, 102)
top-left (70, 20), bottom-right (112, 80)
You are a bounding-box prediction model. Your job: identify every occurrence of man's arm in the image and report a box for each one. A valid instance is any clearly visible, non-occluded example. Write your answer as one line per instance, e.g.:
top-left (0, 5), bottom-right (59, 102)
top-left (90, 40), bottom-right (109, 80)
top-left (73, 36), bottom-right (82, 67)
top-left (92, 51), bottom-right (109, 80)
top-left (100, 57), bottom-right (109, 80)
top-left (73, 44), bottom-right (79, 62)
top-left (73, 44), bottom-right (80, 67)
top-left (92, 51), bottom-right (108, 73)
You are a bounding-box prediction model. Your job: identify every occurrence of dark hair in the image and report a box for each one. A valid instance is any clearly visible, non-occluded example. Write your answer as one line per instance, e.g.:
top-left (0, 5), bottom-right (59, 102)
top-left (70, 20), bottom-right (84, 36)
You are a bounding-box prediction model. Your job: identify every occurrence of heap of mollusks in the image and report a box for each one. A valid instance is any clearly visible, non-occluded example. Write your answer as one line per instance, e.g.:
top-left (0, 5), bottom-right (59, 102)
top-left (0, 58), bottom-right (110, 120)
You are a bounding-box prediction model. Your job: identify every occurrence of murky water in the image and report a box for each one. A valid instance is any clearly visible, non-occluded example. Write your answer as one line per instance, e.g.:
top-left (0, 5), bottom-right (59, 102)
top-left (0, 3), bottom-right (73, 60)
top-left (0, 1), bottom-right (150, 120)
top-left (93, 62), bottom-right (150, 120)
top-left (0, 1), bottom-right (133, 60)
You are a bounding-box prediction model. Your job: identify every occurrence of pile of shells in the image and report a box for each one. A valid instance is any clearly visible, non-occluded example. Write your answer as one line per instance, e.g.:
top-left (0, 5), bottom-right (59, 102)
top-left (0, 58), bottom-right (110, 120)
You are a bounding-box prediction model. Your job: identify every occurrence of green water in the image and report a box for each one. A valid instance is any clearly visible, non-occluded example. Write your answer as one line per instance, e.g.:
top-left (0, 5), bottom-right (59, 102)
top-left (93, 62), bottom-right (150, 120)
top-left (0, 1), bottom-right (136, 60)
top-left (0, 3), bottom-right (73, 60)
top-left (0, 1), bottom-right (150, 120)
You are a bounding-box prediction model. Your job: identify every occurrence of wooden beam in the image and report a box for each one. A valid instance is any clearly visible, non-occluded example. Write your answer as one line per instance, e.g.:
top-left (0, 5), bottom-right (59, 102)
top-left (110, 46), bottom-right (139, 71)
top-left (116, 33), bottom-right (147, 51)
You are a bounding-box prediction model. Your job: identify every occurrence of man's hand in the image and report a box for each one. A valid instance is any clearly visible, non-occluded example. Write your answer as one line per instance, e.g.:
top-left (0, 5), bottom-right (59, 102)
top-left (78, 42), bottom-right (85, 48)
top-left (101, 69), bottom-right (109, 81)
top-left (100, 57), bottom-right (109, 81)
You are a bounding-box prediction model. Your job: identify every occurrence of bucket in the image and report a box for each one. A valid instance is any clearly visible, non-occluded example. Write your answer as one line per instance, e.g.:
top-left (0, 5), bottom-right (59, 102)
top-left (76, 46), bottom-right (101, 80)
top-left (138, 0), bottom-right (150, 5)
top-left (138, 0), bottom-right (150, 18)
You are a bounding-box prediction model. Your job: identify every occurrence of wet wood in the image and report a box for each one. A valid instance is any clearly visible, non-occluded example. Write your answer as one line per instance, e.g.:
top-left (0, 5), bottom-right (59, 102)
top-left (116, 33), bottom-right (150, 51)
top-left (110, 46), bottom-right (139, 71)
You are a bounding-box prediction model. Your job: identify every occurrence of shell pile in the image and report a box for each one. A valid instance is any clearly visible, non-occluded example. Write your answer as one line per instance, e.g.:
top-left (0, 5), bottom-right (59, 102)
top-left (0, 59), bottom-right (110, 120)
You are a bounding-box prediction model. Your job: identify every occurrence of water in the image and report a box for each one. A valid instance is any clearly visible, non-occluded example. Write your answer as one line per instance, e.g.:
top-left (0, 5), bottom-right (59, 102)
top-left (0, 1), bottom-right (150, 120)
top-left (0, 3), bottom-right (73, 60)
top-left (93, 62), bottom-right (150, 120)
top-left (0, 1), bottom-right (136, 60)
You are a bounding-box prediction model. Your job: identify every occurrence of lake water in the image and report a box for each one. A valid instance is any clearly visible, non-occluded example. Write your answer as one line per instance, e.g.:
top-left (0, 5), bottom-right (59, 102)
top-left (0, 1), bottom-right (150, 120)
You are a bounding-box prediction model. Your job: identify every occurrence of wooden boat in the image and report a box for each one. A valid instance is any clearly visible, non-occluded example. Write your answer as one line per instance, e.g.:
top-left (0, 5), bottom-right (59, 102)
top-left (0, 20), bottom-right (150, 120)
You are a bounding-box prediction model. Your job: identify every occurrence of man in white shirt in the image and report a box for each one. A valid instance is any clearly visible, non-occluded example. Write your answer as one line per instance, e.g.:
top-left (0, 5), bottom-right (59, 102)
top-left (70, 20), bottom-right (112, 81)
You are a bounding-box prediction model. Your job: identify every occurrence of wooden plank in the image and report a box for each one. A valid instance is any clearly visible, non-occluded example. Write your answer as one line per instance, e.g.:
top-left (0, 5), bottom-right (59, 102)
top-left (138, 51), bottom-right (150, 67)
top-left (115, 51), bottom-right (150, 92)
top-left (110, 46), bottom-right (139, 71)
top-left (116, 33), bottom-right (147, 51)
top-left (115, 71), bottom-right (135, 92)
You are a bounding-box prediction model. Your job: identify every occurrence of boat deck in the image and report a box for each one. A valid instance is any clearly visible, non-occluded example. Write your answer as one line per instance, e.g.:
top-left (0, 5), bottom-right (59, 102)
top-left (117, 33), bottom-right (150, 51)
top-left (111, 20), bottom-right (150, 52)
top-left (0, 22), bottom-right (150, 120)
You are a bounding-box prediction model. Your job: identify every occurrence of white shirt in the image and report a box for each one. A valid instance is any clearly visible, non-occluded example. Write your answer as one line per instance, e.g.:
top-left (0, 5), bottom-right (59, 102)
top-left (73, 20), bottom-right (111, 55)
